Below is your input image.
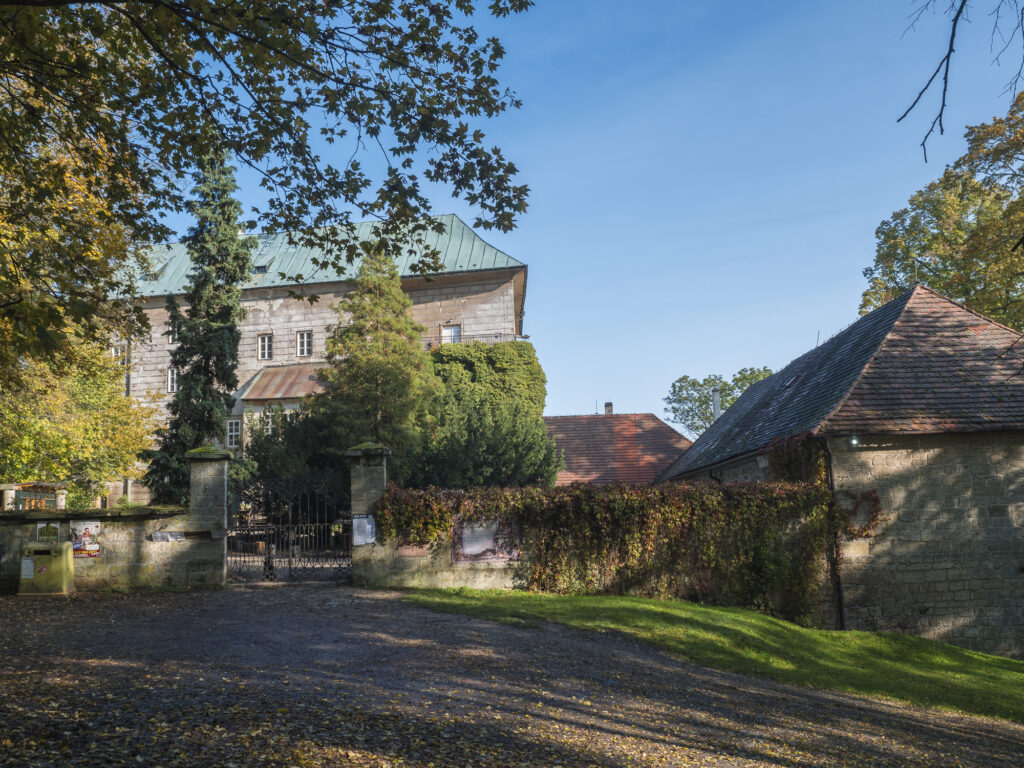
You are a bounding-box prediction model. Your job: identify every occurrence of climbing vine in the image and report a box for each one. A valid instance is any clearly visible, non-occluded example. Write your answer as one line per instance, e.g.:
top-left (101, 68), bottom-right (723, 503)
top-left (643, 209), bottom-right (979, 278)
top-left (833, 489), bottom-right (884, 539)
top-left (376, 481), bottom-right (832, 624)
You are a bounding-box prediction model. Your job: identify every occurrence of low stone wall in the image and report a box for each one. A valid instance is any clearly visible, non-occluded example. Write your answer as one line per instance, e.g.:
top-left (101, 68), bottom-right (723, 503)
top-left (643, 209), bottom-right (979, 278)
top-left (829, 432), bottom-right (1024, 658)
top-left (0, 450), bottom-right (229, 593)
top-left (678, 454), bottom-right (772, 483)
top-left (0, 508), bottom-right (224, 592)
top-left (351, 538), bottom-right (516, 590)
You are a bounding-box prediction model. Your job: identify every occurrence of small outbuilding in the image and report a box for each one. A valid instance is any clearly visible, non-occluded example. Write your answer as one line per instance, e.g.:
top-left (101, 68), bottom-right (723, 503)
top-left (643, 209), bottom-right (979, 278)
top-left (659, 285), bottom-right (1024, 657)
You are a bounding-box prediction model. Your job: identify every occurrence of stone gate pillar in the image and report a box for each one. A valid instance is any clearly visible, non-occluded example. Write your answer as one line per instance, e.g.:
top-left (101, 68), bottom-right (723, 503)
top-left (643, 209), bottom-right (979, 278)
top-left (186, 447), bottom-right (231, 585)
top-left (347, 444), bottom-right (390, 584)
top-left (345, 443), bottom-right (391, 518)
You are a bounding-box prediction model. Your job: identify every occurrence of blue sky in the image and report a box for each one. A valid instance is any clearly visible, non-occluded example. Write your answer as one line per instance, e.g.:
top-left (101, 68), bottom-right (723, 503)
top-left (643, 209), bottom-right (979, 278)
top-left (445, 1), bottom-right (1018, 418)
top-left (213, 2), bottom-right (1019, 420)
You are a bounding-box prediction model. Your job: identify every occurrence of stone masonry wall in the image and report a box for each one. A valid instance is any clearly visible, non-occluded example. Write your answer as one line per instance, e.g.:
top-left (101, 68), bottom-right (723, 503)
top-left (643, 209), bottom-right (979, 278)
top-left (351, 537), bottom-right (516, 590)
top-left (130, 272), bottom-right (519, 421)
top-left (829, 432), bottom-right (1024, 657)
top-left (0, 455), bottom-right (228, 592)
top-left (679, 454), bottom-right (772, 483)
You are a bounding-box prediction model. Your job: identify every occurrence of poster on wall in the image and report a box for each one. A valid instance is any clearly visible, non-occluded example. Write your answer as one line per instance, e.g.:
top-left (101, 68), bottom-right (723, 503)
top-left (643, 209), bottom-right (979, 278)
top-left (36, 521), bottom-right (59, 544)
top-left (71, 521), bottom-right (101, 558)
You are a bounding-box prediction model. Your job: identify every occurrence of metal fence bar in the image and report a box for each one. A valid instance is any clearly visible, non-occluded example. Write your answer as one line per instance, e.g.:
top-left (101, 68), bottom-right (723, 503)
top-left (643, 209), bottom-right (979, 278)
top-left (227, 481), bottom-right (351, 583)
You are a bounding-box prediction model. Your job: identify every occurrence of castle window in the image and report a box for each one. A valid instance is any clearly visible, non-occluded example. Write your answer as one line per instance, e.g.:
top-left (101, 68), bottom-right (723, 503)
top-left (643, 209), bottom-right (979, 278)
top-left (441, 324), bottom-right (462, 344)
top-left (258, 334), bottom-right (273, 360)
top-left (296, 330), bottom-right (312, 357)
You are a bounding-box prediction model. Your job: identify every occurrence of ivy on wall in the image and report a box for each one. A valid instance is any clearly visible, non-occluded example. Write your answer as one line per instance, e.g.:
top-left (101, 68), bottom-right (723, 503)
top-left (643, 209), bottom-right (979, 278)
top-left (764, 436), bottom-right (884, 539)
top-left (375, 481), bottom-right (832, 624)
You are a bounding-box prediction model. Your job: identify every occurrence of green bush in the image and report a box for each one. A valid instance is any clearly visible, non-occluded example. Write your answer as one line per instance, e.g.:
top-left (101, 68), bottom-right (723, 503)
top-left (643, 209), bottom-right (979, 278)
top-left (406, 341), bottom-right (561, 488)
top-left (375, 481), bottom-right (832, 623)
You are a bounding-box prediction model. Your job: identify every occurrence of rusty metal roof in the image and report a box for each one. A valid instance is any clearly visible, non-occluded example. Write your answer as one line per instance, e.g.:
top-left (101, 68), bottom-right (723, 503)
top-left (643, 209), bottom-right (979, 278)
top-left (239, 363), bottom-right (327, 402)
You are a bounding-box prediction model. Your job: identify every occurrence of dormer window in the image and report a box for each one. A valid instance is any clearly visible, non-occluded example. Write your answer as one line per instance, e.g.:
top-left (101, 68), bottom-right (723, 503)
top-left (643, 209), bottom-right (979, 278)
top-left (253, 265), bottom-right (268, 274)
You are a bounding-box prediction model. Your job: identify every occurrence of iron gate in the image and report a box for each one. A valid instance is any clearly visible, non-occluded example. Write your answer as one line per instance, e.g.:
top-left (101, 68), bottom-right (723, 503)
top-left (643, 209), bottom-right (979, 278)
top-left (227, 481), bottom-right (351, 582)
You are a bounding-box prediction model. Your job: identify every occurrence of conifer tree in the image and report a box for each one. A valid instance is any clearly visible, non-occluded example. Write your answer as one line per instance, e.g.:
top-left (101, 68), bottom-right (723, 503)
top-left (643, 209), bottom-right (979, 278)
top-left (145, 152), bottom-right (256, 504)
top-left (313, 246), bottom-right (440, 467)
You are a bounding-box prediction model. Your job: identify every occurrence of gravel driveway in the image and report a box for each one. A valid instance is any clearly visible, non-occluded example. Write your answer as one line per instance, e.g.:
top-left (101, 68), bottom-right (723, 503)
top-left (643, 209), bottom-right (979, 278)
top-left (1, 585), bottom-right (1021, 767)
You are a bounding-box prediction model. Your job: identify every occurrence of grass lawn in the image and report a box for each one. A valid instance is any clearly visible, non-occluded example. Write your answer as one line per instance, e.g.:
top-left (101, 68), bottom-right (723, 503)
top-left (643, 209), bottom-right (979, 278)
top-left (403, 588), bottom-right (1024, 724)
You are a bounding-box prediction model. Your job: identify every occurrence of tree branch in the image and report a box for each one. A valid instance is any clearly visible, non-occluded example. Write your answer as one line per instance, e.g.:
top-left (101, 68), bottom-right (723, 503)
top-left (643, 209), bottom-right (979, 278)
top-left (899, 0), bottom-right (969, 161)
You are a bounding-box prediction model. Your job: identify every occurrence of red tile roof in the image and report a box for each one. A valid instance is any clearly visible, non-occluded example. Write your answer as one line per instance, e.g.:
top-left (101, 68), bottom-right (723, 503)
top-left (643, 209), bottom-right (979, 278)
top-left (544, 414), bottom-right (691, 485)
top-left (660, 285), bottom-right (1024, 480)
top-left (822, 287), bottom-right (1024, 434)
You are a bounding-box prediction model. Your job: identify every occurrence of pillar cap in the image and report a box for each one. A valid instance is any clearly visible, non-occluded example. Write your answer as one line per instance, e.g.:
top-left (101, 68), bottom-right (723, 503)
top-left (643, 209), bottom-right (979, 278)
top-left (185, 446), bottom-right (232, 461)
top-left (344, 442), bottom-right (392, 458)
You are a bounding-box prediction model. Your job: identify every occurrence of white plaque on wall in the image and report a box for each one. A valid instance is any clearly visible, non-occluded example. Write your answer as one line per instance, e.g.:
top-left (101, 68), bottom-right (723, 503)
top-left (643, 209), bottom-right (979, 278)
top-left (352, 515), bottom-right (376, 546)
top-left (460, 520), bottom-right (500, 556)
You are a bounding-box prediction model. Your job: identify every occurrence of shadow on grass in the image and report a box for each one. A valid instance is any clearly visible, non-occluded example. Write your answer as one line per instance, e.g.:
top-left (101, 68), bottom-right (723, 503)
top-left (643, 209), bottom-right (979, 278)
top-left (403, 588), bottom-right (1024, 723)
top-left (3, 587), bottom-right (1024, 767)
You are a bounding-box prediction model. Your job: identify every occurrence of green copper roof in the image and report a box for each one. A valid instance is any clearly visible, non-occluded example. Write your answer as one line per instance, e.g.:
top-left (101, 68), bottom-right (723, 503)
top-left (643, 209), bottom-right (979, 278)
top-left (138, 214), bottom-right (524, 297)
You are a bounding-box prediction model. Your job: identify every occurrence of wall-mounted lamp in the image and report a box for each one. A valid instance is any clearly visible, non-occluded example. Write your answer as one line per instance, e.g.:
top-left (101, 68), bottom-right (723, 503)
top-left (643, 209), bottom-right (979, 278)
top-left (849, 436), bottom-right (859, 447)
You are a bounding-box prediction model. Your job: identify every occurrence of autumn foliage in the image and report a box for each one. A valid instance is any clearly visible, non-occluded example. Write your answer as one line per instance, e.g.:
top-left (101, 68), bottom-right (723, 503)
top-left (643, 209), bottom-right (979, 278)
top-left (375, 481), bottom-right (832, 623)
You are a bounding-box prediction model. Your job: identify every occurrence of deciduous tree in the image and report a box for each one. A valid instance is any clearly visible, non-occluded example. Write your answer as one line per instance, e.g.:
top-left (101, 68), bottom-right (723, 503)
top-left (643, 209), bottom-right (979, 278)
top-left (0, 1), bottom-right (532, 368)
top-left (862, 94), bottom-right (1024, 331)
top-left (0, 345), bottom-right (156, 505)
top-left (664, 367), bottom-right (772, 439)
top-left (0, 142), bottom-right (144, 379)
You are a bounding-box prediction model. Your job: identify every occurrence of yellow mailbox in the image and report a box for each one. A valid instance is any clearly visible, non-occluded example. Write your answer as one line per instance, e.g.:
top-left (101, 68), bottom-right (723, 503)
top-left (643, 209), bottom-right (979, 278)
top-left (19, 541), bottom-right (74, 596)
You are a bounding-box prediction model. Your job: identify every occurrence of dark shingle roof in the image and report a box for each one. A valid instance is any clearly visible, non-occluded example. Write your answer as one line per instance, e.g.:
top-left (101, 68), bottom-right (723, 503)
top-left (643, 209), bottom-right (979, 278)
top-left (659, 285), bottom-right (1024, 481)
top-left (139, 214), bottom-right (524, 297)
top-left (545, 413), bottom-right (691, 485)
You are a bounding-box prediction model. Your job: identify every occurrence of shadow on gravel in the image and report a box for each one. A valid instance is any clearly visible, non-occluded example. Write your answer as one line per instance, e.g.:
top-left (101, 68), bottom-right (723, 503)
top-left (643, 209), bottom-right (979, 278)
top-left (1, 588), bottom-right (1022, 767)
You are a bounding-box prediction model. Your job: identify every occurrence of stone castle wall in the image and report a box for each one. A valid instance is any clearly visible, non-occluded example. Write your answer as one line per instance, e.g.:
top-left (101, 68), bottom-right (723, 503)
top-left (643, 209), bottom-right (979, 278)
top-left (130, 271), bottom-right (520, 419)
top-left (829, 432), bottom-right (1024, 658)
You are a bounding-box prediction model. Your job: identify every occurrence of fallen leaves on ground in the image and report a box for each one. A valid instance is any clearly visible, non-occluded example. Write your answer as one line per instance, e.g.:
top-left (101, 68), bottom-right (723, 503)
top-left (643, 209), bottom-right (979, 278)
top-left (1, 587), bottom-right (1020, 767)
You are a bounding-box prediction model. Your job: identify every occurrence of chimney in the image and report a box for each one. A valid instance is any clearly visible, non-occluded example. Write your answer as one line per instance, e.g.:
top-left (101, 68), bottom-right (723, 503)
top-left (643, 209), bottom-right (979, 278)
top-left (712, 387), bottom-right (721, 421)
top-left (604, 402), bottom-right (613, 415)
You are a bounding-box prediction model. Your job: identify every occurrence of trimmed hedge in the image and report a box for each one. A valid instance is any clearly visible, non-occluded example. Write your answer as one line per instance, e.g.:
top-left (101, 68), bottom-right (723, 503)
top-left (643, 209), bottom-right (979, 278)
top-left (375, 481), bottom-right (833, 623)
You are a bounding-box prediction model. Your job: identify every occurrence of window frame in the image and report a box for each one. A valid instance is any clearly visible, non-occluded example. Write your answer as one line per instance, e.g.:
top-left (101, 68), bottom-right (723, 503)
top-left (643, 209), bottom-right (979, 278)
top-left (259, 410), bottom-right (274, 434)
top-left (258, 334), bottom-right (274, 360)
top-left (441, 323), bottom-right (462, 345)
top-left (296, 330), bottom-right (313, 358)
top-left (226, 419), bottom-right (241, 449)
top-left (167, 367), bottom-right (178, 393)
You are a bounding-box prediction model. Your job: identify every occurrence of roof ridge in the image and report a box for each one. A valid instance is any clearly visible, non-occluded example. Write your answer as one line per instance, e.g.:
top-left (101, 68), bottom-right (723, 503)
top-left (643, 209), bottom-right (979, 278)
top-left (544, 412), bottom-right (662, 418)
top-left (812, 288), bottom-right (917, 436)
top-left (913, 283), bottom-right (1024, 339)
